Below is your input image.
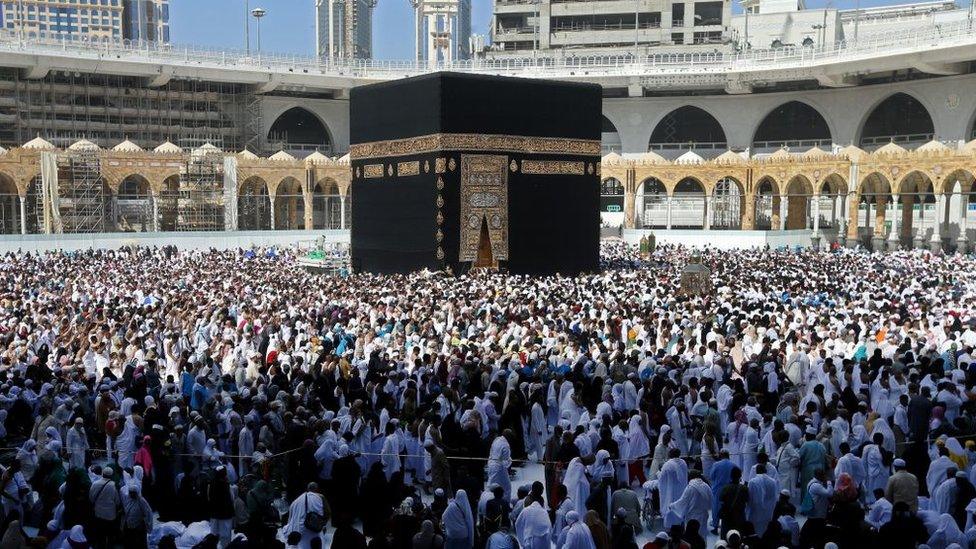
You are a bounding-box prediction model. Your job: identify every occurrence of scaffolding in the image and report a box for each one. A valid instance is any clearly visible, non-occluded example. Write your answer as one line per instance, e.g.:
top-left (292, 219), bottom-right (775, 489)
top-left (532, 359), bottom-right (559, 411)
top-left (174, 148), bottom-right (225, 231)
top-left (0, 69), bottom-right (253, 152)
top-left (244, 94), bottom-right (263, 153)
top-left (57, 149), bottom-right (107, 233)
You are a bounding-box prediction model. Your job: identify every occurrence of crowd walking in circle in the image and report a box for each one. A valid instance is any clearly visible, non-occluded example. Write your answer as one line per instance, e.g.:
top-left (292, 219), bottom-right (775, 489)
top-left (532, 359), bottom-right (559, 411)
top-left (0, 242), bottom-right (973, 548)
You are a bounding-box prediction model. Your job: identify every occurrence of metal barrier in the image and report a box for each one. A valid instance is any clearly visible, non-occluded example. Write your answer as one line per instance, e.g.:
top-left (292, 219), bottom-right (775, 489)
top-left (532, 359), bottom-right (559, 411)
top-left (0, 18), bottom-right (973, 81)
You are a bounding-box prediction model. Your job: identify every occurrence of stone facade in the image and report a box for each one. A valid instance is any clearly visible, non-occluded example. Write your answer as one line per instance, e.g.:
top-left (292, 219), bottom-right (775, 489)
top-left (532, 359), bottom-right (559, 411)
top-left (602, 140), bottom-right (976, 251)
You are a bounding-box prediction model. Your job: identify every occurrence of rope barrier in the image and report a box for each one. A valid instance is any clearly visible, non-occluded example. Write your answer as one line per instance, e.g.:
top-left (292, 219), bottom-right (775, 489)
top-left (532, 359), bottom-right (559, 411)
top-left (0, 428), bottom-right (965, 467)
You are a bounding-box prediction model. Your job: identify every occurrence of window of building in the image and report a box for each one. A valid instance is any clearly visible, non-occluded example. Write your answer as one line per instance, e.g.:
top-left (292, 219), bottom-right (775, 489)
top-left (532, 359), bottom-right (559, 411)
top-left (692, 30), bottom-right (721, 43)
top-left (693, 2), bottom-right (722, 25)
top-left (672, 3), bottom-right (685, 26)
top-left (671, 32), bottom-right (684, 44)
top-left (601, 178), bottom-right (625, 212)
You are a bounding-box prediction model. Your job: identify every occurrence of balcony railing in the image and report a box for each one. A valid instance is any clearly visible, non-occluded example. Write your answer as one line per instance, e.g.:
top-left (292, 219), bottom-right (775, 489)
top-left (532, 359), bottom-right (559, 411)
top-left (0, 18), bottom-right (972, 81)
top-left (860, 133), bottom-right (935, 147)
top-left (552, 21), bottom-right (662, 32)
top-left (649, 141), bottom-right (727, 150)
top-left (753, 138), bottom-right (833, 149)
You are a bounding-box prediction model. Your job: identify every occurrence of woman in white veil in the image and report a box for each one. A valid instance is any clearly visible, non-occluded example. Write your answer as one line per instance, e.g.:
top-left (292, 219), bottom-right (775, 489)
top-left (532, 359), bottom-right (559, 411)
top-left (441, 488), bottom-right (475, 548)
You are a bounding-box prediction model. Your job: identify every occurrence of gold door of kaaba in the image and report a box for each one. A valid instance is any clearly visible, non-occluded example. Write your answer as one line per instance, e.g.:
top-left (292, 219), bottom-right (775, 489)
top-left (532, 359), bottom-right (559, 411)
top-left (460, 154), bottom-right (509, 266)
top-left (475, 218), bottom-right (495, 268)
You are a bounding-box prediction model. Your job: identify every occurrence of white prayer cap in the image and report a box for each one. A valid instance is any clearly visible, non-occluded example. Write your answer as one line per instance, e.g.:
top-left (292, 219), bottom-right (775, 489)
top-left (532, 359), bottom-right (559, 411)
top-left (893, 458), bottom-right (906, 468)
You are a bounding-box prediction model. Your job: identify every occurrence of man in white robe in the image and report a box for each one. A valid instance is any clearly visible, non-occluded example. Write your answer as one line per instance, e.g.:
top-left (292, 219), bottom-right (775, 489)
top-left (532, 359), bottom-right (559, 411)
top-left (528, 402), bottom-right (547, 461)
top-left (66, 418), bottom-right (89, 470)
top-left (668, 471), bottom-right (712, 539)
top-left (487, 432), bottom-right (513, 500)
top-left (658, 448), bottom-right (688, 528)
top-left (284, 483), bottom-right (328, 549)
top-left (514, 497), bottom-right (552, 549)
top-left (741, 419), bottom-right (760, 476)
top-left (666, 402), bottom-right (692, 455)
top-left (747, 464), bottom-right (779, 536)
top-left (775, 437), bottom-right (800, 505)
top-left (238, 419), bottom-right (255, 477)
top-left (116, 414), bottom-right (139, 469)
top-left (833, 443), bottom-right (866, 494)
top-left (931, 469), bottom-right (959, 514)
top-left (381, 424), bottom-right (402, 480)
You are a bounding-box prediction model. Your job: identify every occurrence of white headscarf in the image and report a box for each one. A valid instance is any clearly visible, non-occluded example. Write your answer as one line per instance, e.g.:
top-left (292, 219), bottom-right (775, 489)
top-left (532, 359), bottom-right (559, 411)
top-left (589, 449), bottom-right (614, 480)
top-left (442, 489), bottom-right (474, 542)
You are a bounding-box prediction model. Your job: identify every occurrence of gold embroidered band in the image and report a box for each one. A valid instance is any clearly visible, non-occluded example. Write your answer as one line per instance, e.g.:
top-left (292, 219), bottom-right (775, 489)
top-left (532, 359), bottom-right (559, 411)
top-left (520, 160), bottom-right (586, 175)
top-left (350, 133), bottom-right (601, 160)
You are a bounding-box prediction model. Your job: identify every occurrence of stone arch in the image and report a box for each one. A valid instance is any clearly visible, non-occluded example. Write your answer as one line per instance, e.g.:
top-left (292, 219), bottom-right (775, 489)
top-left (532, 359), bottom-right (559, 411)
top-left (111, 173), bottom-right (150, 195)
top-left (942, 168), bottom-right (976, 194)
top-left (815, 173), bottom-right (848, 229)
top-left (751, 174), bottom-right (782, 196)
top-left (752, 101), bottom-right (832, 150)
top-left (602, 115), bottom-right (622, 154)
top-left (238, 176), bottom-right (272, 231)
top-left (0, 172), bottom-right (19, 234)
top-left (856, 172), bottom-right (893, 246)
top-left (672, 177), bottom-right (707, 228)
top-left (753, 176), bottom-right (778, 230)
top-left (858, 92), bottom-right (935, 148)
top-left (815, 173), bottom-right (848, 196)
top-left (897, 171), bottom-right (936, 198)
top-left (943, 168), bottom-right (976, 245)
top-left (274, 177), bottom-right (305, 230)
top-left (784, 175), bottom-right (815, 230)
top-left (648, 106), bottom-right (728, 152)
top-left (114, 174), bottom-right (153, 232)
top-left (636, 177), bottom-right (668, 228)
top-left (896, 170), bottom-right (937, 245)
top-left (267, 106), bottom-right (334, 156)
top-left (312, 177), bottom-right (343, 229)
top-left (149, 172), bottom-right (180, 196)
top-left (712, 176), bottom-right (744, 229)
top-left (858, 172), bottom-right (892, 197)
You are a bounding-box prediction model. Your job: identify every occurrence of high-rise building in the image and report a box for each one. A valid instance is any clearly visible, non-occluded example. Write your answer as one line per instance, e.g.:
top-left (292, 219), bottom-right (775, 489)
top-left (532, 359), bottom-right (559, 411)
top-left (0, 0), bottom-right (168, 42)
top-left (315, 0), bottom-right (378, 59)
top-left (488, 0), bottom-right (730, 57)
top-left (123, 0), bottom-right (169, 42)
top-left (412, 0), bottom-right (471, 63)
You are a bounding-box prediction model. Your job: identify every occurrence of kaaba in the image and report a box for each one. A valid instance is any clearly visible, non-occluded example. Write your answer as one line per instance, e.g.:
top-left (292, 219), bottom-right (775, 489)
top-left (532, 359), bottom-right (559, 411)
top-left (349, 72), bottom-right (601, 276)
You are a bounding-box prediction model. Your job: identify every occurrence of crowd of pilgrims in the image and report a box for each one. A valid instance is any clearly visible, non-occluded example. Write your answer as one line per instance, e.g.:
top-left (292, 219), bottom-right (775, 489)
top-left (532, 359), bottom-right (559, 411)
top-left (0, 242), bottom-right (974, 549)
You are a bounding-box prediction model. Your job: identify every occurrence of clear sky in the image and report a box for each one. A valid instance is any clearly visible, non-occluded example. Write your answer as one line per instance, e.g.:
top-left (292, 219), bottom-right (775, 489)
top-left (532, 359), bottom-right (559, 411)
top-left (168, 0), bottom-right (962, 60)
